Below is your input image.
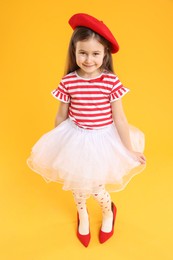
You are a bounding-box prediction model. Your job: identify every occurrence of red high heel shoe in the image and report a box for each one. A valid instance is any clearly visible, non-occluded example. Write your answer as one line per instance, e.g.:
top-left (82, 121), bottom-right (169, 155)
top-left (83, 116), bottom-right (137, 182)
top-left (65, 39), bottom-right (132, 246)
top-left (99, 202), bottom-right (117, 244)
top-left (77, 213), bottom-right (91, 247)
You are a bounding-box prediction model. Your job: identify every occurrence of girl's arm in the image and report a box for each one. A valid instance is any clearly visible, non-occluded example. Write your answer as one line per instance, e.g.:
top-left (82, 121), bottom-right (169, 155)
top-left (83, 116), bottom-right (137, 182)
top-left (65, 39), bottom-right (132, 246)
top-left (111, 99), bottom-right (146, 164)
top-left (54, 102), bottom-right (69, 127)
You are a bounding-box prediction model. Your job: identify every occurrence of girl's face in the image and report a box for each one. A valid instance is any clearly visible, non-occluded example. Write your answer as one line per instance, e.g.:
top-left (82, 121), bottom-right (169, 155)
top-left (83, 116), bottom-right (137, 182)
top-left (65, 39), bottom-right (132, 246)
top-left (75, 37), bottom-right (105, 78)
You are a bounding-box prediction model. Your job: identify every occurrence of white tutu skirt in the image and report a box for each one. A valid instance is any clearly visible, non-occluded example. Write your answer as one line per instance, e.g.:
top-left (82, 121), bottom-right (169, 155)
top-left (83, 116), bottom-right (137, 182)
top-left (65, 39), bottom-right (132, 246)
top-left (27, 118), bottom-right (145, 197)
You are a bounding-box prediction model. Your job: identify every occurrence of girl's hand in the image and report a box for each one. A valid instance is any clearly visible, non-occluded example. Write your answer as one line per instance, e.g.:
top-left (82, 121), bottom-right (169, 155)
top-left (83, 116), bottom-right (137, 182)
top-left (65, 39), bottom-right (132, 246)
top-left (130, 151), bottom-right (146, 165)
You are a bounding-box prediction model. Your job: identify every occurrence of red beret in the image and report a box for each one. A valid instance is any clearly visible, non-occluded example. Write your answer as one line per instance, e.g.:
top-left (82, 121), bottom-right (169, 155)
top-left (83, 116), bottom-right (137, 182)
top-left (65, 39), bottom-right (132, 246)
top-left (68, 13), bottom-right (119, 54)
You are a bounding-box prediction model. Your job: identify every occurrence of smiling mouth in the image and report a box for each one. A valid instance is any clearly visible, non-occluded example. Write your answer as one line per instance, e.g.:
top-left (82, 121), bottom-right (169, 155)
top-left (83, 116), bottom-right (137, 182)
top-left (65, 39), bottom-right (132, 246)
top-left (83, 64), bottom-right (95, 67)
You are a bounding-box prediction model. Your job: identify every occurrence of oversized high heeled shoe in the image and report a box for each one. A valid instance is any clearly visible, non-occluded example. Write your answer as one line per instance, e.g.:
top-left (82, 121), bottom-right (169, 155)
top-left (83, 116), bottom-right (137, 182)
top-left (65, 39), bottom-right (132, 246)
top-left (99, 202), bottom-right (117, 244)
top-left (77, 213), bottom-right (91, 247)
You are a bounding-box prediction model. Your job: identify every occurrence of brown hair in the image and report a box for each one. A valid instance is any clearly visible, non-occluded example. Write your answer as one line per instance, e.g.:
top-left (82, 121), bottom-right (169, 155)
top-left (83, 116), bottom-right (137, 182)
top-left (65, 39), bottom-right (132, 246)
top-left (64, 27), bottom-right (114, 75)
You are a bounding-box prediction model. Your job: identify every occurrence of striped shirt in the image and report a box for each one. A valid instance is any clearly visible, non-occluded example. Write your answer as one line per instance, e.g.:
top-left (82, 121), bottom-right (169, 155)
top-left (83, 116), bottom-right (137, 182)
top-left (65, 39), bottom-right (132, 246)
top-left (51, 71), bottom-right (129, 129)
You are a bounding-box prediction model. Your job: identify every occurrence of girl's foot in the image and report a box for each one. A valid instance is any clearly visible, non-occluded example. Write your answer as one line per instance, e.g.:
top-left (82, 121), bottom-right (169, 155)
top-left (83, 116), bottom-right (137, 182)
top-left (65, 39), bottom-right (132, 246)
top-left (77, 212), bottom-right (91, 247)
top-left (99, 202), bottom-right (117, 243)
top-left (73, 192), bottom-right (90, 246)
top-left (78, 212), bottom-right (89, 235)
top-left (101, 211), bottom-right (113, 232)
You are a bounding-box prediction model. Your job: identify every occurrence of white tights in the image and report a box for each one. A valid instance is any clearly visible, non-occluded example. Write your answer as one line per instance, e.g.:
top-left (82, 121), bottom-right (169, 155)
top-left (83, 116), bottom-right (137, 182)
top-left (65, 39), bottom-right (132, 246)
top-left (73, 188), bottom-right (113, 234)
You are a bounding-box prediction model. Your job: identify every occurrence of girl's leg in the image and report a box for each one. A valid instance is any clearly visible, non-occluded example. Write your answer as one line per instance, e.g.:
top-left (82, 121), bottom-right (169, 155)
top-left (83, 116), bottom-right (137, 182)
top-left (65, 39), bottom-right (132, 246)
top-left (92, 187), bottom-right (113, 232)
top-left (72, 192), bottom-right (89, 235)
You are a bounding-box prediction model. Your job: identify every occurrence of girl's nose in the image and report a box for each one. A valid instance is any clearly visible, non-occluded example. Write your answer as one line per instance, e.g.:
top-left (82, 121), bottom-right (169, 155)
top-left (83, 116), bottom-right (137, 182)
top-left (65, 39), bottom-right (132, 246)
top-left (85, 55), bottom-right (92, 63)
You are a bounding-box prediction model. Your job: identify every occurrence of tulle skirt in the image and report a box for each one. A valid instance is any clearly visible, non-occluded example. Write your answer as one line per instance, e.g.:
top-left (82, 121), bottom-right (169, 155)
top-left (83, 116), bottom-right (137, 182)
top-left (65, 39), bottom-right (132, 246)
top-left (27, 118), bottom-right (145, 197)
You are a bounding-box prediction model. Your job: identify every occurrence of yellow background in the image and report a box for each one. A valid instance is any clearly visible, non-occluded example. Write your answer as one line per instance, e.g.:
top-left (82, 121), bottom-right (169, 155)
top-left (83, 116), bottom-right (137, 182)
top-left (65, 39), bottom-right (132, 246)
top-left (1, 0), bottom-right (173, 259)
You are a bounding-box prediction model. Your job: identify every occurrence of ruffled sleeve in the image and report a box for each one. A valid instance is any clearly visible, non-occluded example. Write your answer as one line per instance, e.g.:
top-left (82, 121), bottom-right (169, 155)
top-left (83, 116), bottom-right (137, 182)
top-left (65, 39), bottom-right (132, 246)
top-left (51, 81), bottom-right (70, 103)
top-left (110, 75), bottom-right (130, 102)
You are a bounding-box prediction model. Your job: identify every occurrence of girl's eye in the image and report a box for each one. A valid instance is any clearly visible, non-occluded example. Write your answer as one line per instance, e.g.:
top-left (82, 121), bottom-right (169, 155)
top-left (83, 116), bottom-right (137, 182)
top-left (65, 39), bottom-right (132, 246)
top-left (79, 52), bottom-right (86, 55)
top-left (93, 53), bottom-right (100, 56)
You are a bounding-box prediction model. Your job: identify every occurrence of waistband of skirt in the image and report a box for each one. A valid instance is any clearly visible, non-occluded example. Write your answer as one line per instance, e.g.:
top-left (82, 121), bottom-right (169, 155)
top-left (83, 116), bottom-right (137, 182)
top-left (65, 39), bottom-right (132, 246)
top-left (67, 118), bottom-right (114, 133)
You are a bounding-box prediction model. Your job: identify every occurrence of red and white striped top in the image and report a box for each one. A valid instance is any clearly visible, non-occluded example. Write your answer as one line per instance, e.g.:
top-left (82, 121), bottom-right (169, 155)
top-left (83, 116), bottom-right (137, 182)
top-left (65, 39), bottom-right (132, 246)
top-left (51, 71), bottom-right (129, 129)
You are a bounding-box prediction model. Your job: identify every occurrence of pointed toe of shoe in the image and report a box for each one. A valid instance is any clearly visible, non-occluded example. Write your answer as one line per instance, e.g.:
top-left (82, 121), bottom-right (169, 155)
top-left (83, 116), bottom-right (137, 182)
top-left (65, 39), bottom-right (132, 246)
top-left (77, 232), bottom-right (91, 247)
top-left (99, 229), bottom-right (114, 243)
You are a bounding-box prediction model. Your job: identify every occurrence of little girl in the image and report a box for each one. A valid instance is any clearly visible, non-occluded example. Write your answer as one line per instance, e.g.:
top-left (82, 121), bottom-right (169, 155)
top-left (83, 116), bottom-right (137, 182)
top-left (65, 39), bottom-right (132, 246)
top-left (27, 13), bottom-right (146, 247)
